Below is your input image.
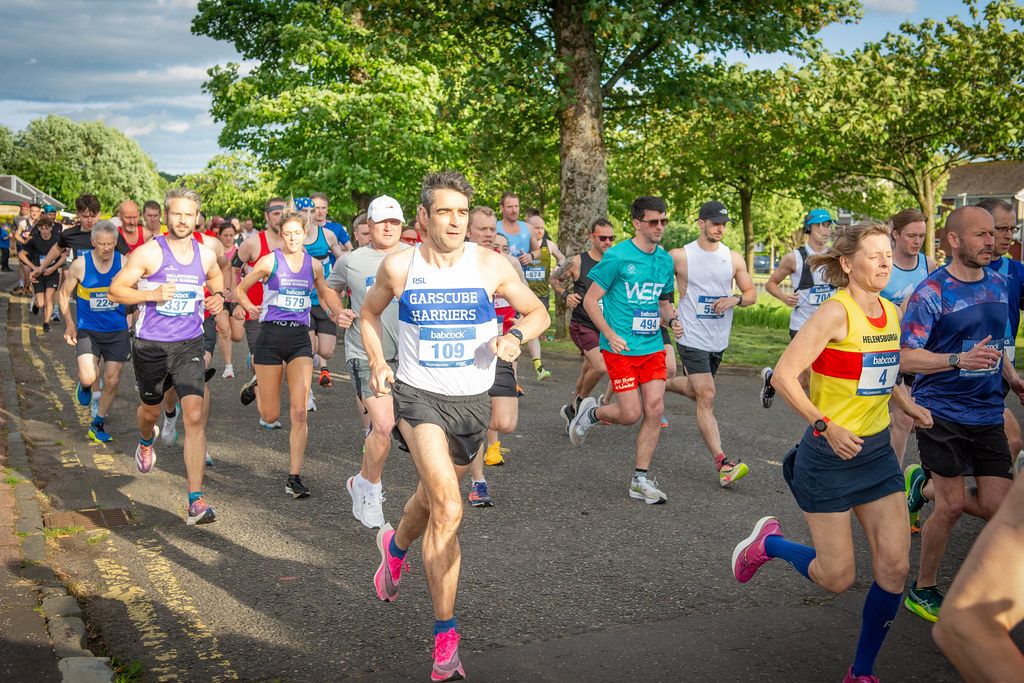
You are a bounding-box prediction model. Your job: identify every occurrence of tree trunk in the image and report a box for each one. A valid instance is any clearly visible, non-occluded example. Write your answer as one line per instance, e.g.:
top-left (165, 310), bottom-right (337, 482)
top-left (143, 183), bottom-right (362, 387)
top-left (916, 174), bottom-right (936, 259)
top-left (552, 0), bottom-right (607, 340)
top-left (739, 187), bottom-right (755, 273)
top-left (552, 0), bottom-right (607, 260)
top-left (351, 190), bottom-right (372, 214)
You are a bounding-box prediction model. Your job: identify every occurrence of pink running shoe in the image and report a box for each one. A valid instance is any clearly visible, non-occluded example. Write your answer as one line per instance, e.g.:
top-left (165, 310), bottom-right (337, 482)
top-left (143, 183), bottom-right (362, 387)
top-left (843, 666), bottom-right (880, 683)
top-left (731, 515), bottom-right (781, 583)
top-left (134, 429), bottom-right (158, 473)
top-left (374, 523), bottom-right (409, 602)
top-left (431, 629), bottom-right (465, 682)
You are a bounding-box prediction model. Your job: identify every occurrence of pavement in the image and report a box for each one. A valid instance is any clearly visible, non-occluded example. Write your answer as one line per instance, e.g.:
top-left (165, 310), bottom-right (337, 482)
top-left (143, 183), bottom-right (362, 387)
top-left (1, 267), bottom-right (1018, 681)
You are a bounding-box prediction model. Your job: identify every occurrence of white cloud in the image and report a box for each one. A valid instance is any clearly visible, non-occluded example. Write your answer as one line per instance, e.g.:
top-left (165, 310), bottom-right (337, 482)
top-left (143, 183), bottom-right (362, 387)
top-left (160, 120), bottom-right (191, 134)
top-left (863, 0), bottom-right (918, 13)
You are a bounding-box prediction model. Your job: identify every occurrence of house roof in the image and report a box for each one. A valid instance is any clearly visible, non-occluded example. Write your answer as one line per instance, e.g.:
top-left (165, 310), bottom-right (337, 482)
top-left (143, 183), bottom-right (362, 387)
top-left (0, 175), bottom-right (65, 209)
top-left (943, 161), bottom-right (1024, 200)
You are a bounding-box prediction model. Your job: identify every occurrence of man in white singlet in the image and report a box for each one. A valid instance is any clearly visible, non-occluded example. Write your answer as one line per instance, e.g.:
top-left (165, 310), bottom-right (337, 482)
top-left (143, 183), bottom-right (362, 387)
top-left (361, 171), bottom-right (549, 681)
top-left (760, 208), bottom-right (836, 407)
top-left (665, 200), bottom-right (756, 488)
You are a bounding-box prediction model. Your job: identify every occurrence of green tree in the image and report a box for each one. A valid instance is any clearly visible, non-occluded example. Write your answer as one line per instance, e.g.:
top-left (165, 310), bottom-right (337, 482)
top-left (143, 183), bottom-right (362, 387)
top-left (0, 125), bottom-right (13, 173)
top-left (8, 115), bottom-right (162, 210)
top-left (179, 152), bottom-right (279, 219)
top-left (194, 0), bottom-right (859, 255)
top-left (802, 0), bottom-right (1024, 256)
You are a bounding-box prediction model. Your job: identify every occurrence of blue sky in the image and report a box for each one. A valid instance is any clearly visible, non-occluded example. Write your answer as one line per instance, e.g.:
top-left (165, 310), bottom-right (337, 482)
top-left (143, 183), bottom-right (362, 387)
top-left (0, 0), bottom-right (972, 174)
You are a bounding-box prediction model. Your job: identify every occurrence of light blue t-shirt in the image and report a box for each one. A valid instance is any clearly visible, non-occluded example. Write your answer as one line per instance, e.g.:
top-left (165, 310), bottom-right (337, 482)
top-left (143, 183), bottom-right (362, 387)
top-left (587, 240), bottom-right (674, 357)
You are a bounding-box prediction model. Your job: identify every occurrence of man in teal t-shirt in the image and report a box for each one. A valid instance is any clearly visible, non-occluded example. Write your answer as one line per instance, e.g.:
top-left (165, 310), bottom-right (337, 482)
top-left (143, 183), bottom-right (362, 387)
top-left (568, 196), bottom-right (676, 505)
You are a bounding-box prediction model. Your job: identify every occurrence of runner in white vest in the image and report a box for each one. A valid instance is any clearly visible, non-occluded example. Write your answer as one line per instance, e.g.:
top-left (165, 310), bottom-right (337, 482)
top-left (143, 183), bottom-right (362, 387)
top-left (666, 200), bottom-right (757, 488)
top-left (761, 209), bottom-right (837, 407)
top-left (359, 171), bottom-right (549, 682)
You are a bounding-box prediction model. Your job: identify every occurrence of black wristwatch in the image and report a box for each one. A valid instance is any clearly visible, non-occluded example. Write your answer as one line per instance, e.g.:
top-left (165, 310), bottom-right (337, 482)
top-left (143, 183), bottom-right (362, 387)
top-left (507, 328), bottom-right (524, 342)
top-left (947, 353), bottom-right (960, 368)
top-left (813, 418), bottom-right (829, 434)
top-left (734, 294), bottom-right (743, 307)
top-left (212, 291), bottom-right (226, 299)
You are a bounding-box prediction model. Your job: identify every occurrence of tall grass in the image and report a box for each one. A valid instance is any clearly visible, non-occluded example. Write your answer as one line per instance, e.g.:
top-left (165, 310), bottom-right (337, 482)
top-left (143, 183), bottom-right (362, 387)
top-left (733, 292), bottom-right (791, 330)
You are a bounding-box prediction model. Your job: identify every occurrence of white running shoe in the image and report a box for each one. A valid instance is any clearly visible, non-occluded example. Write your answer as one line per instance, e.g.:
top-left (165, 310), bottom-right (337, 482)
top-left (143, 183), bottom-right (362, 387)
top-left (161, 407), bottom-right (179, 445)
top-left (362, 482), bottom-right (386, 529)
top-left (629, 476), bottom-right (667, 505)
top-left (307, 389), bottom-right (317, 412)
top-left (568, 396), bottom-right (598, 447)
top-left (1015, 450), bottom-right (1024, 477)
top-left (347, 475), bottom-right (365, 524)
top-left (222, 364), bottom-right (234, 379)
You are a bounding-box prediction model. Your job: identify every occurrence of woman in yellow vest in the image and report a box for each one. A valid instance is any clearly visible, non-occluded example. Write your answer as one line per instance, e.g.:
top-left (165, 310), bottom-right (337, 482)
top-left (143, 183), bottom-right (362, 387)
top-left (730, 221), bottom-right (933, 683)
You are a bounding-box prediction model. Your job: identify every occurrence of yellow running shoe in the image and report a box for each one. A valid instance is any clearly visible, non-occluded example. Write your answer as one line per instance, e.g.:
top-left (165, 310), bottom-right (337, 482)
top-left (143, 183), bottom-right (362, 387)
top-left (484, 441), bottom-right (505, 466)
top-left (718, 459), bottom-right (749, 488)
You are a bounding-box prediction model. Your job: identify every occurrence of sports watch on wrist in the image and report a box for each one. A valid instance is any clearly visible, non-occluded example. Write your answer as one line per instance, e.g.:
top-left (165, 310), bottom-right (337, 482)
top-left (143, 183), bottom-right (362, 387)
top-left (813, 416), bottom-right (830, 436)
top-left (507, 328), bottom-right (524, 343)
top-left (947, 353), bottom-right (960, 368)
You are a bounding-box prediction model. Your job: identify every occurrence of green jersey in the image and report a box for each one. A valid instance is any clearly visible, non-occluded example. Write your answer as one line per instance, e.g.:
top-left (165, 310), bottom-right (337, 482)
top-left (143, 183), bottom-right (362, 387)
top-left (587, 239), bottom-right (674, 356)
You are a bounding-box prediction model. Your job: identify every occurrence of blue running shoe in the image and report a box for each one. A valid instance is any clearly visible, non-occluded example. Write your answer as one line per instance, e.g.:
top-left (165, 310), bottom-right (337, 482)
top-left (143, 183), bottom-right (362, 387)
top-left (76, 382), bottom-right (92, 407)
top-left (468, 481), bottom-right (493, 507)
top-left (87, 419), bottom-right (112, 444)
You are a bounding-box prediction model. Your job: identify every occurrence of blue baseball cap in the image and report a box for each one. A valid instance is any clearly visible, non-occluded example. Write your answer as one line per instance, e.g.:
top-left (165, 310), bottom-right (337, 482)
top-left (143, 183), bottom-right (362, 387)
top-left (294, 197), bottom-right (314, 211)
top-left (43, 204), bottom-right (57, 213)
top-left (803, 209), bottom-right (835, 228)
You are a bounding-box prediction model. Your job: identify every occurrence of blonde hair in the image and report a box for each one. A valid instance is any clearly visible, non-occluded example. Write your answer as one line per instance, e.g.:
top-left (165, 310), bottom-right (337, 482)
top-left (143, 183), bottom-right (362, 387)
top-left (806, 221), bottom-right (891, 288)
top-left (278, 208), bottom-right (310, 233)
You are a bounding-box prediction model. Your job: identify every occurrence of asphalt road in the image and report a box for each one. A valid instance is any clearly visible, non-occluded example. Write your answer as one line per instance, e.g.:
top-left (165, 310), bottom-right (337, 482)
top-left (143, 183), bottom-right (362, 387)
top-left (3, 272), bottom-right (1009, 682)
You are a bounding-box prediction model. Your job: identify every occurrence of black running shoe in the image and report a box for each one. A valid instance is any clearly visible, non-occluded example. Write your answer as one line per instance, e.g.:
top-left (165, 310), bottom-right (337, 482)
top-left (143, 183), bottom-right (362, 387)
top-left (240, 375), bottom-right (258, 405)
top-left (560, 404), bottom-right (575, 436)
top-left (286, 475), bottom-right (310, 499)
top-left (42, 322), bottom-right (51, 332)
top-left (760, 367), bottom-right (775, 409)
top-left (30, 302), bottom-right (39, 315)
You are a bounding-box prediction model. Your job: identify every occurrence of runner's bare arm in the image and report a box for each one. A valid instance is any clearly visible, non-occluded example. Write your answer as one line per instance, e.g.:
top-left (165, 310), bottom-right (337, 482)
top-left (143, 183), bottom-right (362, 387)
top-left (312, 260), bottom-right (349, 326)
top-left (549, 255), bottom-right (578, 301)
top-left (670, 247), bottom-right (688, 301)
top-left (34, 242), bottom-right (66, 274)
top-left (489, 250), bottom-right (550, 343)
top-left (765, 251), bottom-right (798, 307)
top-left (109, 243), bottom-right (173, 305)
top-left (234, 254), bottom-right (273, 317)
top-left (323, 229), bottom-right (345, 259)
top-left (547, 239), bottom-right (566, 265)
top-left (710, 251), bottom-right (756, 314)
top-left (361, 252), bottom-right (409, 396)
top-left (59, 257), bottom-right (85, 345)
top-left (202, 246), bottom-right (224, 314)
top-left (889, 382), bottom-right (932, 428)
top-left (583, 282), bottom-right (627, 353)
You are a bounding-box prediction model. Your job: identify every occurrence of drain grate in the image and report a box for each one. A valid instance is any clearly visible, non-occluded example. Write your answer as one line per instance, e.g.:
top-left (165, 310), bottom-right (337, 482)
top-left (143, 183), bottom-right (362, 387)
top-left (44, 508), bottom-right (134, 530)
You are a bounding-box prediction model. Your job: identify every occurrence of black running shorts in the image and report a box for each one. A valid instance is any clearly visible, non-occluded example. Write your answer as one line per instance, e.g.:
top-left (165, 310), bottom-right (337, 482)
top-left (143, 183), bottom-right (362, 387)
top-left (678, 344), bottom-right (724, 377)
top-left (77, 329), bottom-right (131, 363)
top-left (202, 316), bottom-right (218, 355)
top-left (309, 305), bottom-right (337, 335)
top-left (392, 381), bottom-right (490, 466)
top-left (132, 336), bottom-right (206, 405)
top-left (243, 319), bottom-right (261, 355)
top-left (488, 359), bottom-right (517, 398)
top-left (33, 272), bottom-right (60, 293)
top-left (916, 417), bottom-right (1012, 480)
top-left (253, 322), bottom-right (313, 365)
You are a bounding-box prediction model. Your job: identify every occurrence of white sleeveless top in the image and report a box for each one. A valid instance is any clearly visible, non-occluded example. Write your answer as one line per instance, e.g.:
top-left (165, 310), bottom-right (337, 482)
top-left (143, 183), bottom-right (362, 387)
top-left (676, 240), bottom-right (735, 353)
top-left (789, 244), bottom-right (835, 331)
top-left (396, 242), bottom-right (499, 395)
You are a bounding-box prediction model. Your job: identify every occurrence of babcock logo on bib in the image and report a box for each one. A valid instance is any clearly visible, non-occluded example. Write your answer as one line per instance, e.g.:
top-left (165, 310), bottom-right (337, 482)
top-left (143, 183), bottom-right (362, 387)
top-left (871, 352), bottom-right (899, 366)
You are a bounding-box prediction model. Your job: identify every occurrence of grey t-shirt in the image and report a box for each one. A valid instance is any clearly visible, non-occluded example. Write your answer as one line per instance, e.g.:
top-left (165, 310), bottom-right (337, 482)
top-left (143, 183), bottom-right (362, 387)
top-left (327, 243), bottom-right (410, 362)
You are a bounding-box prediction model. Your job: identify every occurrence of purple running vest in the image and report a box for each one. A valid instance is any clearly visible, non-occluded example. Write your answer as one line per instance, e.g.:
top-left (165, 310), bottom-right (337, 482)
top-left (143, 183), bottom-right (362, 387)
top-left (135, 236), bottom-right (207, 342)
top-left (260, 249), bottom-right (314, 325)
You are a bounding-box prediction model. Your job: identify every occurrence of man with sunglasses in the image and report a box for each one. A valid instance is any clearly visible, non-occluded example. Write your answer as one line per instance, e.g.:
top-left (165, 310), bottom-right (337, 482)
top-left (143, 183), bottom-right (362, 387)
top-left (665, 200), bottom-right (756, 488)
top-left (552, 218), bottom-right (616, 431)
top-left (760, 209), bottom-right (838, 408)
top-left (567, 196), bottom-right (676, 504)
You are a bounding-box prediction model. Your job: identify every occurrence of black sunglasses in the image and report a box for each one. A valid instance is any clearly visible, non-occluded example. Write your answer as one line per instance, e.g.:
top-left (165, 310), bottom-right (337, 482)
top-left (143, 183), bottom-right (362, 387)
top-left (595, 235), bottom-right (615, 242)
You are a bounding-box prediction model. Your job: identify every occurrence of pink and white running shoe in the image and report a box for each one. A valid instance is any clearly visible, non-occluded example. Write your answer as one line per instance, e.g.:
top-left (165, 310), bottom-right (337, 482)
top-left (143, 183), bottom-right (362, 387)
top-left (373, 524), bottom-right (409, 602)
top-left (731, 515), bottom-right (781, 583)
top-left (431, 629), bottom-right (465, 682)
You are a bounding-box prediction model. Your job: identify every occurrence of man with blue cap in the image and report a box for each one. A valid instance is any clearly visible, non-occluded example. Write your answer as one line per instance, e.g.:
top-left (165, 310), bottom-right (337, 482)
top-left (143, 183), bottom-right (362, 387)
top-left (761, 208), bottom-right (837, 408)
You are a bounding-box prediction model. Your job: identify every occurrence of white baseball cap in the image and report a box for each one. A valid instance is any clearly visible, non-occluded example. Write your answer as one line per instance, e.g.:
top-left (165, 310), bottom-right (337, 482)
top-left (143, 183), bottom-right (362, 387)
top-left (367, 195), bottom-right (405, 223)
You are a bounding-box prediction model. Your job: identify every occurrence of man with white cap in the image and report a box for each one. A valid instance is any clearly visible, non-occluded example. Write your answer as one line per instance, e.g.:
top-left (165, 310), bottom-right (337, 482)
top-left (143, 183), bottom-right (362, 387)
top-left (329, 195), bottom-right (410, 528)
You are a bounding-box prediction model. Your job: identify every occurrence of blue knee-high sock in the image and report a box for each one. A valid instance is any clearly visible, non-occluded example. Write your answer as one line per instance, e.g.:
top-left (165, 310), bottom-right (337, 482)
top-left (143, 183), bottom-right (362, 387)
top-left (853, 582), bottom-right (902, 677)
top-left (764, 535), bottom-right (816, 580)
